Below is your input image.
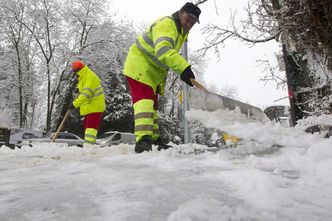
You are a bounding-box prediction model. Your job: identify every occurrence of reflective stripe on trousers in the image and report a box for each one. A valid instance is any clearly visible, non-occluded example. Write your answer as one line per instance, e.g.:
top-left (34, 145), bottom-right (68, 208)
top-left (152, 110), bottom-right (160, 140)
top-left (127, 77), bottom-right (160, 142)
top-left (84, 128), bottom-right (98, 145)
top-left (133, 100), bottom-right (160, 142)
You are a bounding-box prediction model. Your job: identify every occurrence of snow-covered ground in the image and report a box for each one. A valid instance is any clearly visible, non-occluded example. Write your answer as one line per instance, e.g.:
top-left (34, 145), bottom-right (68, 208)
top-left (1, 109), bottom-right (332, 221)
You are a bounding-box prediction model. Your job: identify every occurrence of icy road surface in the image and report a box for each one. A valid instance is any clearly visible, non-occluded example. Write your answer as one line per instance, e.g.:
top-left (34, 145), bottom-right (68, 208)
top-left (1, 110), bottom-right (332, 221)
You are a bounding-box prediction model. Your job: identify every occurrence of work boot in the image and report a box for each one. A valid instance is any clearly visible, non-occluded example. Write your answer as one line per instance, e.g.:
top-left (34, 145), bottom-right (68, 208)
top-left (135, 135), bottom-right (152, 153)
top-left (153, 137), bottom-right (173, 151)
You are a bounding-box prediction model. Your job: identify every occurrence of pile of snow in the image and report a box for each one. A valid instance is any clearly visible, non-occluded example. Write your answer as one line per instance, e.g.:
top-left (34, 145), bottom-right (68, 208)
top-left (296, 114), bottom-right (332, 128)
top-left (0, 109), bottom-right (332, 221)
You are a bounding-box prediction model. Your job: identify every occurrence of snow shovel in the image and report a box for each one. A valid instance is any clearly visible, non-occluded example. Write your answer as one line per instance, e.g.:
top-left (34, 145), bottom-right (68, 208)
top-left (188, 78), bottom-right (268, 122)
top-left (52, 109), bottom-right (71, 142)
top-left (188, 79), bottom-right (283, 150)
top-left (51, 74), bottom-right (78, 142)
top-left (189, 78), bottom-right (242, 145)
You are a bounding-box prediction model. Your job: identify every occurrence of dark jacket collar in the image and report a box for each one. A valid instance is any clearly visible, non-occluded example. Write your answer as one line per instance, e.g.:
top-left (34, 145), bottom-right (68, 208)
top-left (171, 12), bottom-right (182, 34)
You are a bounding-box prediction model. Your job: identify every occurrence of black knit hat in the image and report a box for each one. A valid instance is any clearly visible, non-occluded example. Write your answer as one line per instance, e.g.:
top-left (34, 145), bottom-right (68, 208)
top-left (180, 2), bottom-right (201, 23)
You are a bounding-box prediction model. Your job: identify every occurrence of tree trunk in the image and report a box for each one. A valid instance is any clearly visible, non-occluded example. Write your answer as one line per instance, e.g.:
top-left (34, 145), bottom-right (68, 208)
top-left (46, 62), bottom-right (51, 131)
top-left (14, 43), bottom-right (24, 128)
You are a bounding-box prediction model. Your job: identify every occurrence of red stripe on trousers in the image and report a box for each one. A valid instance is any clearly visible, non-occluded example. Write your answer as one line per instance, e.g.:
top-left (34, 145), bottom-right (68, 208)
top-left (126, 77), bottom-right (158, 110)
top-left (83, 112), bottom-right (103, 130)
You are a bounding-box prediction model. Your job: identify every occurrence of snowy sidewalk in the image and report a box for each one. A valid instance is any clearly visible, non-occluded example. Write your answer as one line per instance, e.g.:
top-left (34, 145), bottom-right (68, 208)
top-left (1, 139), bottom-right (332, 221)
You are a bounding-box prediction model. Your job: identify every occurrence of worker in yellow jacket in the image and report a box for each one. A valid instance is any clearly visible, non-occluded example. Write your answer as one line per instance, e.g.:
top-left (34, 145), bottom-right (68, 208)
top-left (70, 60), bottom-right (106, 146)
top-left (123, 2), bottom-right (201, 153)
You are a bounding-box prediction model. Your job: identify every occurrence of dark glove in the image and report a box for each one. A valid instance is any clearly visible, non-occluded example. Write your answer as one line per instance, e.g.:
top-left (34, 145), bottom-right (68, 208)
top-left (180, 66), bottom-right (195, 87)
top-left (69, 103), bottom-right (76, 110)
top-left (70, 74), bottom-right (78, 83)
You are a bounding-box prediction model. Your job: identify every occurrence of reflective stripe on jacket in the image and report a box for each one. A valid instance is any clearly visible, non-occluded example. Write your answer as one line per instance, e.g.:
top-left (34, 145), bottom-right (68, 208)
top-left (123, 15), bottom-right (190, 93)
top-left (73, 66), bottom-right (106, 116)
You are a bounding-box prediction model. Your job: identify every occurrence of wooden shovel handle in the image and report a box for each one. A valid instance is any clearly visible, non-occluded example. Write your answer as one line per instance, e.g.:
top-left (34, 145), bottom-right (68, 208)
top-left (189, 78), bottom-right (209, 93)
top-left (52, 109), bottom-right (71, 142)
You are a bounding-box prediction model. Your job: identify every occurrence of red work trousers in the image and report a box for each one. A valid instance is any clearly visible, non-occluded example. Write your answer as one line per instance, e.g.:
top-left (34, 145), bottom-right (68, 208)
top-left (126, 77), bottom-right (158, 110)
top-left (83, 112), bottom-right (103, 130)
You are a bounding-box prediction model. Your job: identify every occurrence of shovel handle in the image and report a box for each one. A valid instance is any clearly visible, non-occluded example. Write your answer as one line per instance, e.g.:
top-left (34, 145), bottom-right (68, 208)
top-left (189, 78), bottom-right (209, 93)
top-left (52, 109), bottom-right (71, 142)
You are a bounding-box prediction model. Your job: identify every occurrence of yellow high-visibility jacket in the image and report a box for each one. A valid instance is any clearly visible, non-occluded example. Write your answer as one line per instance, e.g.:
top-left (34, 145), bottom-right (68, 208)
top-left (123, 14), bottom-right (190, 94)
top-left (73, 66), bottom-right (106, 116)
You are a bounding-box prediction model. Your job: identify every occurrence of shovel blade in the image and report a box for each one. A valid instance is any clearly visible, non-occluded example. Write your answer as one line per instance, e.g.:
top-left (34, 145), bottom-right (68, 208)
top-left (189, 88), bottom-right (268, 122)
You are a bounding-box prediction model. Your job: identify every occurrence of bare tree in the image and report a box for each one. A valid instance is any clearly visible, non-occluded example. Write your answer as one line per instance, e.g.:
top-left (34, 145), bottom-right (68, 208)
top-left (193, 0), bottom-right (283, 89)
top-left (7, 0), bottom-right (65, 131)
top-left (0, 0), bottom-right (38, 128)
top-left (200, 0), bottom-right (280, 53)
top-left (62, 0), bottom-right (109, 54)
top-left (195, 0), bottom-right (332, 122)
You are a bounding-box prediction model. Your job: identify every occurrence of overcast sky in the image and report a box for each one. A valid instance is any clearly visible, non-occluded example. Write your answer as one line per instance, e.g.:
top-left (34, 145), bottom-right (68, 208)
top-left (109, 0), bottom-right (289, 108)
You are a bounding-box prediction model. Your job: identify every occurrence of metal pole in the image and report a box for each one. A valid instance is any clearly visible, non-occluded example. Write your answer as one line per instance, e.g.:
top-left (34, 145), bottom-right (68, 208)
top-left (182, 40), bottom-right (191, 143)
